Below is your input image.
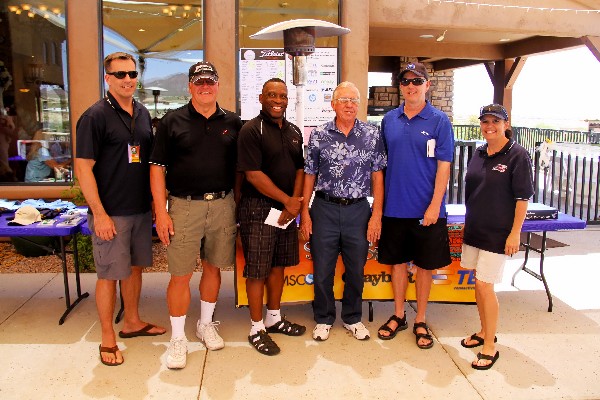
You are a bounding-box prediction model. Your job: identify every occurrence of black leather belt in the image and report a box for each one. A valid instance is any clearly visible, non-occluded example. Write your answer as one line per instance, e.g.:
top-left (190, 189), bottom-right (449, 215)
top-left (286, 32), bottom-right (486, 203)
top-left (174, 191), bottom-right (228, 201)
top-left (315, 191), bottom-right (365, 206)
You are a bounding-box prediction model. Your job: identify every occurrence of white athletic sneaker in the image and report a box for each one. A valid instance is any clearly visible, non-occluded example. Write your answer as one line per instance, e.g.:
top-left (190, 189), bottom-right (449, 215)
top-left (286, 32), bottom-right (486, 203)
top-left (343, 322), bottom-right (370, 340)
top-left (196, 321), bottom-right (225, 350)
top-left (312, 324), bottom-right (332, 341)
top-left (166, 337), bottom-right (188, 369)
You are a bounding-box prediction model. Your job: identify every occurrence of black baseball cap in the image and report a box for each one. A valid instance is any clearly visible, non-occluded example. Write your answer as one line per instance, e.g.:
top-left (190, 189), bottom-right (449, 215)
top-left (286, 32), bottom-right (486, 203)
top-left (398, 62), bottom-right (430, 80)
top-left (479, 104), bottom-right (508, 120)
top-left (188, 61), bottom-right (219, 83)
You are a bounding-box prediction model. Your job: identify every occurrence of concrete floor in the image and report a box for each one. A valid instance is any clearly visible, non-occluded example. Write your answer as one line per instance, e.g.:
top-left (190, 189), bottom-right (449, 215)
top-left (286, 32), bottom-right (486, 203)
top-left (1, 226), bottom-right (599, 400)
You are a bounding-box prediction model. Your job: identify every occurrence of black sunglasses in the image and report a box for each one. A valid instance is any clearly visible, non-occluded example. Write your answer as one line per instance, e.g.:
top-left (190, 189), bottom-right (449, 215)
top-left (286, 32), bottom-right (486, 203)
top-left (107, 70), bottom-right (138, 79)
top-left (400, 77), bottom-right (427, 86)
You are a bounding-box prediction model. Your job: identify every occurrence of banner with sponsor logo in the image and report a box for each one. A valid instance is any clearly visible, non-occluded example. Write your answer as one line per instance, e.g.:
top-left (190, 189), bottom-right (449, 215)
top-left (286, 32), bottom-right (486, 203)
top-left (234, 224), bottom-right (475, 306)
top-left (239, 48), bottom-right (338, 126)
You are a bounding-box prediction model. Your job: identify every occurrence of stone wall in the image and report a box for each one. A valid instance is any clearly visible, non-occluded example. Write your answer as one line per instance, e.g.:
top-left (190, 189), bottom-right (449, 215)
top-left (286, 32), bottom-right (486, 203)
top-left (368, 57), bottom-right (454, 122)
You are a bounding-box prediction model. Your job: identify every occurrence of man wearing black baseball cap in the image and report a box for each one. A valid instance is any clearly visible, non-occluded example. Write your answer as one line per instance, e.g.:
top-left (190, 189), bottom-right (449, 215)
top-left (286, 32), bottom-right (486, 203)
top-left (188, 60), bottom-right (219, 84)
top-left (150, 60), bottom-right (242, 369)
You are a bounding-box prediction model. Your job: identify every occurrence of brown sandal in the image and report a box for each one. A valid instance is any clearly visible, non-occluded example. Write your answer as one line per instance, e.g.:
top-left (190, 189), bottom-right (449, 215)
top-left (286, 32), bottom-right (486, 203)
top-left (99, 344), bottom-right (124, 366)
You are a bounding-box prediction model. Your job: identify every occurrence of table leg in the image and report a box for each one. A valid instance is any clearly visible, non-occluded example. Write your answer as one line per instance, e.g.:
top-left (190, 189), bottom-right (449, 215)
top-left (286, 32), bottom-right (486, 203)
top-left (115, 280), bottom-right (124, 324)
top-left (368, 301), bottom-right (373, 322)
top-left (58, 235), bottom-right (90, 325)
top-left (511, 231), bottom-right (553, 312)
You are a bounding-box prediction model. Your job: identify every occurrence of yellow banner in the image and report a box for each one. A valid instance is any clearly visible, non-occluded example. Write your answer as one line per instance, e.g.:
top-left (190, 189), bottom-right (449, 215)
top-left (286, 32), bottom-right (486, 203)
top-left (234, 224), bottom-right (474, 305)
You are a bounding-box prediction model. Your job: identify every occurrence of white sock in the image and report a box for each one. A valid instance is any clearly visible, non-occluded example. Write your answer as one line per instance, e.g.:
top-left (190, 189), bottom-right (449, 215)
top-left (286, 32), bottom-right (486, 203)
top-left (170, 315), bottom-right (187, 339)
top-left (265, 308), bottom-right (281, 327)
top-left (199, 300), bottom-right (216, 326)
top-left (250, 319), bottom-right (266, 336)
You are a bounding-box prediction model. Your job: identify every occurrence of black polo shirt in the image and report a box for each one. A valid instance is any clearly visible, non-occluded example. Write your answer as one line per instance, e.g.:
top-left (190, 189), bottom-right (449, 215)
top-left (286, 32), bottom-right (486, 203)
top-left (463, 140), bottom-right (534, 254)
top-left (76, 91), bottom-right (153, 216)
top-left (237, 111), bottom-right (304, 207)
top-left (149, 102), bottom-right (242, 196)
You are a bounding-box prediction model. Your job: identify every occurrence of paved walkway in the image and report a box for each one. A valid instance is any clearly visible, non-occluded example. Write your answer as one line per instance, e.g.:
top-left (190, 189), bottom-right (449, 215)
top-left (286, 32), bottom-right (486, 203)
top-left (1, 227), bottom-right (600, 399)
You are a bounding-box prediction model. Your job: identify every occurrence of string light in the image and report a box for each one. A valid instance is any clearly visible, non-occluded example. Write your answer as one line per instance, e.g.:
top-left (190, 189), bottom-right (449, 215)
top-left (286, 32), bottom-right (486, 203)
top-left (427, 0), bottom-right (600, 14)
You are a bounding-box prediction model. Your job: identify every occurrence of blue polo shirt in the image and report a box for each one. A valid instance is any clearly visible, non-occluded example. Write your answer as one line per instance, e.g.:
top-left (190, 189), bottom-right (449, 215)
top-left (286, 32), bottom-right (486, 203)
top-left (305, 118), bottom-right (386, 197)
top-left (381, 101), bottom-right (454, 218)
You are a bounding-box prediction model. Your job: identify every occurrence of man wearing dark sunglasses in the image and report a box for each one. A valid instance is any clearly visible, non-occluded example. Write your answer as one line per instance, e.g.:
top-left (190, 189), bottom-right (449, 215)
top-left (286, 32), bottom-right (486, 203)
top-left (377, 62), bottom-right (454, 349)
top-left (150, 61), bottom-right (242, 369)
top-left (76, 52), bottom-right (166, 367)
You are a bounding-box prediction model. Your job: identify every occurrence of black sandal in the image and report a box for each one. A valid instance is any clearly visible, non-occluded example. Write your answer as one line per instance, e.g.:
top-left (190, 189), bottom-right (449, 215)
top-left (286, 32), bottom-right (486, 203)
top-left (472, 351), bottom-right (500, 370)
top-left (461, 333), bottom-right (498, 348)
top-left (377, 314), bottom-right (408, 340)
top-left (265, 316), bottom-right (306, 336)
top-left (413, 322), bottom-right (434, 349)
top-left (248, 330), bottom-right (280, 356)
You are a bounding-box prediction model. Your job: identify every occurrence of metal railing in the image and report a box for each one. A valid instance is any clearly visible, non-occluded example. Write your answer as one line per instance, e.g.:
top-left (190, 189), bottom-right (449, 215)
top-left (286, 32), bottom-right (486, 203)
top-left (450, 126), bottom-right (600, 223)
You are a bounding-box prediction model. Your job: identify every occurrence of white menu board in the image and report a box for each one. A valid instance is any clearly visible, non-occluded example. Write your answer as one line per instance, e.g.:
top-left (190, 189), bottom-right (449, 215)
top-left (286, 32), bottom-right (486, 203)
top-left (239, 48), bottom-right (338, 126)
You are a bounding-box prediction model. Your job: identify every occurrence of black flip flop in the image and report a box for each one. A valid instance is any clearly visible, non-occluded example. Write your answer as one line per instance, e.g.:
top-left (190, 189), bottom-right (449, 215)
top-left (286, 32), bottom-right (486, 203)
top-left (119, 323), bottom-right (166, 338)
top-left (461, 333), bottom-right (498, 348)
top-left (472, 351), bottom-right (500, 370)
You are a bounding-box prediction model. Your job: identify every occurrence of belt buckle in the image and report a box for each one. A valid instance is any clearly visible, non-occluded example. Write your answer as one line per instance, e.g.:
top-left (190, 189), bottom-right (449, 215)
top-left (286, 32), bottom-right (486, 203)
top-left (204, 193), bottom-right (214, 201)
top-left (340, 198), bottom-right (350, 206)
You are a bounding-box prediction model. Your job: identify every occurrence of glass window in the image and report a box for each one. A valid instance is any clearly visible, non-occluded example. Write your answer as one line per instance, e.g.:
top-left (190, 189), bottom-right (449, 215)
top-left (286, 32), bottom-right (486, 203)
top-left (102, 0), bottom-right (204, 120)
top-left (1, 1), bottom-right (72, 184)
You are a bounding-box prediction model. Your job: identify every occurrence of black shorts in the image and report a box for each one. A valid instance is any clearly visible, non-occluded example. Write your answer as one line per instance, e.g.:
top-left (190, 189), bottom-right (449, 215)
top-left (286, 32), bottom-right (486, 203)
top-left (378, 216), bottom-right (451, 270)
top-left (239, 197), bottom-right (299, 279)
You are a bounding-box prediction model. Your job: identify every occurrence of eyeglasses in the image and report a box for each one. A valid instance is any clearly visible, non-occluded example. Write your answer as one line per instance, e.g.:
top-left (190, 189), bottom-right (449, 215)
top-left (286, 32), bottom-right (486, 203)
top-left (335, 97), bottom-right (360, 104)
top-left (192, 78), bottom-right (217, 86)
top-left (107, 71), bottom-right (138, 79)
top-left (400, 78), bottom-right (426, 86)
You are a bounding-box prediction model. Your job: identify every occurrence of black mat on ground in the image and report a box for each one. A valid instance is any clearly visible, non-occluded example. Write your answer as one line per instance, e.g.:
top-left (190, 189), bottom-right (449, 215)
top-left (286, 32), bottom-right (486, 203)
top-left (520, 232), bottom-right (568, 250)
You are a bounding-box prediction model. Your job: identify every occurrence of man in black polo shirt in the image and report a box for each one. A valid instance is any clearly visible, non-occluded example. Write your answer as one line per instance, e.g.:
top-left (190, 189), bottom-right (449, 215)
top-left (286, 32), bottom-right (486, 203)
top-left (76, 52), bottom-right (166, 367)
top-left (238, 78), bottom-right (306, 356)
top-left (150, 61), bottom-right (242, 369)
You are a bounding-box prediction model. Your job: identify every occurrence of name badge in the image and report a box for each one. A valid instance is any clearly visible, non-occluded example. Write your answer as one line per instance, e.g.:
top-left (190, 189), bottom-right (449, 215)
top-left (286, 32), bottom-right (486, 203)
top-left (426, 139), bottom-right (436, 157)
top-left (128, 143), bottom-right (141, 163)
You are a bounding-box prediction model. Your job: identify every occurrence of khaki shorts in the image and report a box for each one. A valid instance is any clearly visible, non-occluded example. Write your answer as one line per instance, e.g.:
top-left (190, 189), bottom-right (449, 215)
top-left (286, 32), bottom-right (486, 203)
top-left (89, 211), bottom-right (153, 280)
top-left (461, 244), bottom-right (507, 284)
top-left (167, 192), bottom-right (237, 276)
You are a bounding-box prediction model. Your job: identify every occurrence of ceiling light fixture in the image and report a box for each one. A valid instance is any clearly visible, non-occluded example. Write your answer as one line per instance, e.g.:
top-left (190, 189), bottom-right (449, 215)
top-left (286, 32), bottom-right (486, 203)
top-left (436, 30), bottom-right (447, 42)
top-left (499, 38), bottom-right (510, 42)
top-left (420, 34), bottom-right (434, 39)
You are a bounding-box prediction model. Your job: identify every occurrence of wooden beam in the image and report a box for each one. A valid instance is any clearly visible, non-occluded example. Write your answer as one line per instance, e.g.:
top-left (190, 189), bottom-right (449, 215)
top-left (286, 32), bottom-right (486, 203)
top-left (431, 59), bottom-right (487, 72)
top-left (582, 36), bottom-right (600, 62)
top-left (505, 57), bottom-right (527, 90)
top-left (369, 38), bottom-right (503, 60)
top-left (503, 36), bottom-right (583, 59)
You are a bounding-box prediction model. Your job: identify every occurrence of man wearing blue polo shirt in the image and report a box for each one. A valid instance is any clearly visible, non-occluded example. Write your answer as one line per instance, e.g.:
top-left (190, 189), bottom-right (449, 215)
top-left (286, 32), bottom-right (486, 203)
top-left (377, 62), bottom-right (454, 349)
top-left (301, 81), bottom-right (386, 342)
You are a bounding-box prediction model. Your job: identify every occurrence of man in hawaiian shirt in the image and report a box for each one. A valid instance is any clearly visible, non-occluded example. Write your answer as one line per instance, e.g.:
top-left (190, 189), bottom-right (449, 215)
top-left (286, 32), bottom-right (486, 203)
top-left (300, 81), bottom-right (386, 342)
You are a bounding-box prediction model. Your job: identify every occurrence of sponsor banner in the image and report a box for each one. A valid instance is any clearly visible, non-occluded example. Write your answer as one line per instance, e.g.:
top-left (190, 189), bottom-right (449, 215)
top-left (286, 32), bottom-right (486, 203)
top-left (234, 224), bottom-right (475, 306)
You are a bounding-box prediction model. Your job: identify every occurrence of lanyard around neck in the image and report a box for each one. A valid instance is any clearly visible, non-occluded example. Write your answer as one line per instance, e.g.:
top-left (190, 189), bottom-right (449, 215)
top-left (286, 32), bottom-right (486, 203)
top-left (105, 96), bottom-right (137, 144)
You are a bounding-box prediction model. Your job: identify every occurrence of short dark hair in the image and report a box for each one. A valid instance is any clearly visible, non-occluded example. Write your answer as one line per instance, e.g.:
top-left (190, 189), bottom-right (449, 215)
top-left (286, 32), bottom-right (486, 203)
top-left (262, 78), bottom-right (286, 92)
top-left (104, 52), bottom-right (136, 71)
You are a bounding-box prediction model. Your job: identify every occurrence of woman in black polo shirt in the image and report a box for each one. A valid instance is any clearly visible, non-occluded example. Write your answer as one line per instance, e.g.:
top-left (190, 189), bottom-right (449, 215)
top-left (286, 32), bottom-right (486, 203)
top-left (460, 104), bottom-right (534, 370)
